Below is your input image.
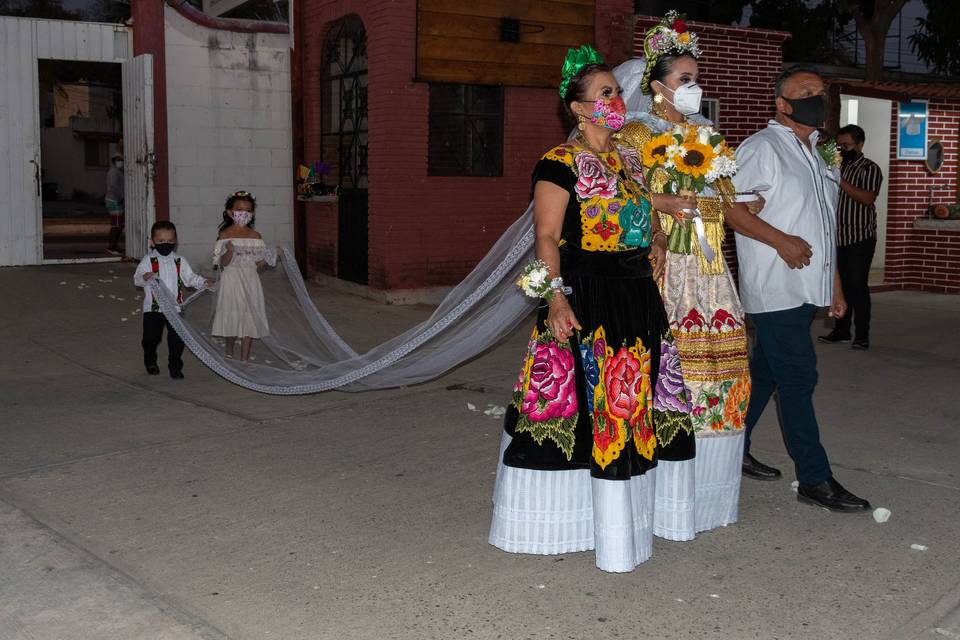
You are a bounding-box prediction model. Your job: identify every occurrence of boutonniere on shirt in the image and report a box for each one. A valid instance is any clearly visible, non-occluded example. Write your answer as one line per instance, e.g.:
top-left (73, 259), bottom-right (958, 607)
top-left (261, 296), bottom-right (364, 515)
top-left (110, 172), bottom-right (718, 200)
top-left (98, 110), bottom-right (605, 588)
top-left (816, 139), bottom-right (842, 170)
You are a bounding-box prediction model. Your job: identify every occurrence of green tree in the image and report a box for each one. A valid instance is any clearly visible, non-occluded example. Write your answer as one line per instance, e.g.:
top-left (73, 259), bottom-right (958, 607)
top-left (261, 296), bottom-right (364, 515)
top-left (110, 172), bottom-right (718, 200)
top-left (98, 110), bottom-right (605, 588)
top-left (908, 0), bottom-right (960, 76)
top-left (0, 0), bottom-right (80, 19)
top-left (840, 0), bottom-right (910, 80)
top-left (749, 0), bottom-right (854, 65)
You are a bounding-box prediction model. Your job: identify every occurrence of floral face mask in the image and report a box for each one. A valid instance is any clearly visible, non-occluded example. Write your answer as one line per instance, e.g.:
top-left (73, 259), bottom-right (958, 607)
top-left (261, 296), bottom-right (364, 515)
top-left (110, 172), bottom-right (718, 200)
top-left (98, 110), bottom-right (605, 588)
top-left (587, 96), bottom-right (627, 131)
top-left (229, 210), bottom-right (253, 227)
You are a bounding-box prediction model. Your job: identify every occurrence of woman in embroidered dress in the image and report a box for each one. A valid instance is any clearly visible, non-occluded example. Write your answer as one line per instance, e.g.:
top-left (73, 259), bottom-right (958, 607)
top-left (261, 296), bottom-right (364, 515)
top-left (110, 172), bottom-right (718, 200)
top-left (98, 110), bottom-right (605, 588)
top-left (613, 13), bottom-right (772, 538)
top-left (488, 45), bottom-right (693, 573)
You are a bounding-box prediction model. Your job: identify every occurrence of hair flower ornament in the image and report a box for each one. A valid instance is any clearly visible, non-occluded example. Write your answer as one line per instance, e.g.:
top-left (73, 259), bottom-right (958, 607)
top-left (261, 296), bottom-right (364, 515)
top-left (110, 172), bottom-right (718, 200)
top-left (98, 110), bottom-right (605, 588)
top-left (641, 10), bottom-right (702, 92)
top-left (558, 44), bottom-right (606, 99)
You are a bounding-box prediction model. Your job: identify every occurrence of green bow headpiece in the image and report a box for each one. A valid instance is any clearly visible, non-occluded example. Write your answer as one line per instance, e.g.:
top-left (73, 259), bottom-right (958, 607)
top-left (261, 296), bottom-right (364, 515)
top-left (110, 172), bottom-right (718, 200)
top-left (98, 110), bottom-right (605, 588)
top-left (558, 44), bottom-right (605, 99)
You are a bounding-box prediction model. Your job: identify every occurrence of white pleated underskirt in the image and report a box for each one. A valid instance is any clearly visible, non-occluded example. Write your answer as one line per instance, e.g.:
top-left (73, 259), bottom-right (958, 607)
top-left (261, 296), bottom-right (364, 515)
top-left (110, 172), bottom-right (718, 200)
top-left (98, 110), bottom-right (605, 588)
top-left (489, 431), bottom-right (745, 572)
top-left (694, 432), bottom-right (745, 532)
top-left (489, 432), bottom-right (655, 573)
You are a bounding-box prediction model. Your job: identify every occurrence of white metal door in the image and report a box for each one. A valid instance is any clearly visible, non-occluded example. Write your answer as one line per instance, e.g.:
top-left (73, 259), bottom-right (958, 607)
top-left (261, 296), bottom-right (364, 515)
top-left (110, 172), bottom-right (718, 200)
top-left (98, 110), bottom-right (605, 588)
top-left (0, 17), bottom-right (42, 266)
top-left (122, 54), bottom-right (154, 259)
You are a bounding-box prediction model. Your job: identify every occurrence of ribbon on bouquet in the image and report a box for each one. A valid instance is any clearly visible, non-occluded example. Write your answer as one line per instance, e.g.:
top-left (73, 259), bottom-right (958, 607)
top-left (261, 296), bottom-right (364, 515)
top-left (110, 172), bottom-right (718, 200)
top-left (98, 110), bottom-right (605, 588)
top-left (681, 207), bottom-right (716, 263)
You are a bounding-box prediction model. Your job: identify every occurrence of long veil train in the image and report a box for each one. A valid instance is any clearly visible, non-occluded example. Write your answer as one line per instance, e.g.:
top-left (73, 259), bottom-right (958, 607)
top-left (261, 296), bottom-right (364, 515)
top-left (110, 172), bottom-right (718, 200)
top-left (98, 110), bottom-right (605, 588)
top-left (151, 60), bottom-right (654, 395)
top-left (151, 206), bottom-right (537, 395)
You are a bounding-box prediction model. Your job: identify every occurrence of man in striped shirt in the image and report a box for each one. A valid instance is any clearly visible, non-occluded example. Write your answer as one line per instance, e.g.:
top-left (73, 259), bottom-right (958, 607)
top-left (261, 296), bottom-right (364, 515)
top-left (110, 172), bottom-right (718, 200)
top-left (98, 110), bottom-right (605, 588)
top-left (819, 124), bottom-right (883, 350)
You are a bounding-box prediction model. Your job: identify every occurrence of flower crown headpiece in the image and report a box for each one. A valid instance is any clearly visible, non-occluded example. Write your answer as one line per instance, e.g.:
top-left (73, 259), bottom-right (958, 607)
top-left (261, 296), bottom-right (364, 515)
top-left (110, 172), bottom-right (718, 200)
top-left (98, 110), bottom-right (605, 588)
top-left (229, 190), bottom-right (256, 201)
top-left (641, 11), bottom-right (701, 93)
top-left (558, 44), bottom-right (605, 99)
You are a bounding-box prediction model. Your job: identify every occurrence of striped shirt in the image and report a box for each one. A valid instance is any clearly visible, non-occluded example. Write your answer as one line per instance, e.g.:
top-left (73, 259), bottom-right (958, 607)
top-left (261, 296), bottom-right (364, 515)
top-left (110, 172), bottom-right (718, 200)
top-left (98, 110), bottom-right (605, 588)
top-left (838, 154), bottom-right (882, 246)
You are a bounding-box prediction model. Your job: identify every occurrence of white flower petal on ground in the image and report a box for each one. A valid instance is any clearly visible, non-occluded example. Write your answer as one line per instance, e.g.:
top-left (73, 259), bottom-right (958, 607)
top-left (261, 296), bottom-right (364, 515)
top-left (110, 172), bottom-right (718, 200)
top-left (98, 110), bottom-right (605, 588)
top-left (466, 403), bottom-right (477, 411)
top-left (120, 317), bottom-right (128, 322)
top-left (910, 544), bottom-right (928, 551)
top-left (59, 281), bottom-right (66, 285)
top-left (791, 480), bottom-right (799, 493)
top-left (872, 507), bottom-right (891, 523)
top-left (709, 594), bottom-right (720, 599)
top-left (97, 294), bottom-right (104, 299)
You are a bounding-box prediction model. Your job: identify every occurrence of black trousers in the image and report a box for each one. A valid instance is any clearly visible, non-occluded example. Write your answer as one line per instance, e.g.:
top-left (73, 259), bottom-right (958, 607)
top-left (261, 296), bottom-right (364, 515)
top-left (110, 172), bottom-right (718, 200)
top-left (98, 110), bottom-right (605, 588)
top-left (142, 311), bottom-right (184, 372)
top-left (835, 237), bottom-right (876, 339)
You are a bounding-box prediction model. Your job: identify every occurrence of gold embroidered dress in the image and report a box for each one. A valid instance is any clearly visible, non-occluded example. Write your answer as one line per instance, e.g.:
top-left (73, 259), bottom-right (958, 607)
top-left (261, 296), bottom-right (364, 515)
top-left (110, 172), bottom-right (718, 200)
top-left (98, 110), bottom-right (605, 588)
top-left (618, 115), bottom-right (751, 533)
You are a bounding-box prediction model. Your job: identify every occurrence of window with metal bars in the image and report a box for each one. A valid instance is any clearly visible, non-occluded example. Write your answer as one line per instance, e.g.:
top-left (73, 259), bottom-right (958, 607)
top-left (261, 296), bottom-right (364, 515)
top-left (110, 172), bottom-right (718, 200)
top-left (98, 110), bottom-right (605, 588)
top-left (428, 84), bottom-right (503, 177)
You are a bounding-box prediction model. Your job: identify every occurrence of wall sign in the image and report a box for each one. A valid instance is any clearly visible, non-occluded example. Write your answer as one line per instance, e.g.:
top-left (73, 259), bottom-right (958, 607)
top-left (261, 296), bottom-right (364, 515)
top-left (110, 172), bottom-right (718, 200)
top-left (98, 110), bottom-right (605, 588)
top-left (897, 100), bottom-right (928, 160)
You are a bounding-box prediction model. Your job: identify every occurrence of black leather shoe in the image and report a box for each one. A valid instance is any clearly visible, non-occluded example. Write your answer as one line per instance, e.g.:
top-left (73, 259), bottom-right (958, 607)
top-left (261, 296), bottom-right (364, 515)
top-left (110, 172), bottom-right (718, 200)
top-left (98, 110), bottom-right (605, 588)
top-left (170, 370), bottom-right (184, 379)
top-left (797, 477), bottom-right (870, 512)
top-left (146, 365), bottom-right (160, 375)
top-left (742, 453), bottom-right (782, 480)
top-left (818, 331), bottom-right (851, 344)
top-left (852, 337), bottom-right (869, 350)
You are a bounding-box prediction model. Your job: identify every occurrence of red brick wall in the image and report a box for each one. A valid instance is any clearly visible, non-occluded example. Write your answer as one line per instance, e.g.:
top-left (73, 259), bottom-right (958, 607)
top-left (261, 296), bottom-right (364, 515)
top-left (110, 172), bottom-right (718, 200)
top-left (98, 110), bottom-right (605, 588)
top-left (300, 1), bottom-right (635, 290)
top-left (884, 98), bottom-right (960, 294)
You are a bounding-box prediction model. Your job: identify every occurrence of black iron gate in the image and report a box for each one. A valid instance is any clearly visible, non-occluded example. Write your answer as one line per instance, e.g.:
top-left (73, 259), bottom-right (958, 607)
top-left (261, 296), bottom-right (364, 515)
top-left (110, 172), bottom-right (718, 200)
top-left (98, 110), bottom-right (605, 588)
top-left (322, 15), bottom-right (368, 284)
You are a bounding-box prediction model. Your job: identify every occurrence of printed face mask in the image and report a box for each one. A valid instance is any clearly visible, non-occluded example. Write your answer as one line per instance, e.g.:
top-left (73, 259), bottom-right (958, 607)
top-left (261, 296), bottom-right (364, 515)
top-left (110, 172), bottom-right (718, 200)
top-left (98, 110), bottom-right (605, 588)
top-left (783, 95), bottom-right (826, 127)
top-left (588, 96), bottom-right (627, 131)
top-left (230, 210), bottom-right (253, 227)
top-left (154, 242), bottom-right (175, 256)
top-left (661, 81), bottom-right (703, 116)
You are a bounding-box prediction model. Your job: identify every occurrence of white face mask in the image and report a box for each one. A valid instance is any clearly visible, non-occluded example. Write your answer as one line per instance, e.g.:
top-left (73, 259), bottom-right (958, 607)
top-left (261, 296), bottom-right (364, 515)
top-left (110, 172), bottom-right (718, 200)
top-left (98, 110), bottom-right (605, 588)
top-left (659, 81), bottom-right (704, 116)
top-left (114, 160), bottom-right (123, 169)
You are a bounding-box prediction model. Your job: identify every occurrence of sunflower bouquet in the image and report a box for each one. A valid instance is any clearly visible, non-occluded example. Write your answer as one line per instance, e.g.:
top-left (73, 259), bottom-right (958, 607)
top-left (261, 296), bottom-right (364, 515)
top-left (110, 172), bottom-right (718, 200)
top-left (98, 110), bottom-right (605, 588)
top-left (641, 124), bottom-right (737, 262)
top-left (642, 123), bottom-right (737, 196)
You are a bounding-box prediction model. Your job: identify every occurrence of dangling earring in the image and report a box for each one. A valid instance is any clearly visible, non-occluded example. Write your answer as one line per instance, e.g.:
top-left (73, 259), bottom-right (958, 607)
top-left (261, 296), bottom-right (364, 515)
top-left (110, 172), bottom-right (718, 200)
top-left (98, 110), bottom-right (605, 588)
top-left (654, 93), bottom-right (664, 104)
top-left (577, 114), bottom-right (587, 131)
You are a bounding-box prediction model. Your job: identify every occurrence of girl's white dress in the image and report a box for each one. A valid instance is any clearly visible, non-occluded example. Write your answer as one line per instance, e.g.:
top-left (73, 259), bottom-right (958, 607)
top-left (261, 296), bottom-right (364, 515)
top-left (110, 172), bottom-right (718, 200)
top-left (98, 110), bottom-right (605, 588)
top-left (211, 238), bottom-right (275, 339)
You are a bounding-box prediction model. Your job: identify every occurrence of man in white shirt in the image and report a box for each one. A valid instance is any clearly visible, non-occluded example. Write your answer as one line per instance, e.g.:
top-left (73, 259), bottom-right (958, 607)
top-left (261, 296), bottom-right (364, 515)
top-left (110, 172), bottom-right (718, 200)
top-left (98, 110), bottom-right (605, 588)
top-left (731, 66), bottom-right (870, 512)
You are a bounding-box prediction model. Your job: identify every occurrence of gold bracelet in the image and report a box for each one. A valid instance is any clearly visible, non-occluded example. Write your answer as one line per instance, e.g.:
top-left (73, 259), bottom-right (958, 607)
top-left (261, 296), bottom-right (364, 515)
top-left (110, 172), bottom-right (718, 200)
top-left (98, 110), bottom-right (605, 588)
top-left (652, 230), bottom-right (668, 245)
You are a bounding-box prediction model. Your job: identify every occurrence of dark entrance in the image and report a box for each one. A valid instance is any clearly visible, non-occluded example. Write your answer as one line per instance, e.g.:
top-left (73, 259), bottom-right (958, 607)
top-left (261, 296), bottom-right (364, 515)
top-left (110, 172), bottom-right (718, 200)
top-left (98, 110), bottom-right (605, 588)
top-left (322, 15), bottom-right (368, 284)
top-left (38, 60), bottom-right (123, 260)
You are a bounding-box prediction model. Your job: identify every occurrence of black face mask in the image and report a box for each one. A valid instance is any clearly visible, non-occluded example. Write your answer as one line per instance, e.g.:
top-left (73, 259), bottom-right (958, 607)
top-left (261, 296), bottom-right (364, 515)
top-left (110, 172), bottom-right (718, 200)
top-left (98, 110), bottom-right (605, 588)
top-left (154, 243), bottom-right (176, 256)
top-left (783, 95), bottom-right (826, 127)
top-left (840, 149), bottom-right (861, 164)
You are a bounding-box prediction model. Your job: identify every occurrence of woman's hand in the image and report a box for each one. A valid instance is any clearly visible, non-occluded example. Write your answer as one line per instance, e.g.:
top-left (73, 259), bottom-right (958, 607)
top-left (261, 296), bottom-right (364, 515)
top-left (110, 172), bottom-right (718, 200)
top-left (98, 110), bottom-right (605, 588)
top-left (649, 242), bottom-right (666, 281)
top-left (546, 295), bottom-right (582, 343)
top-left (142, 272), bottom-right (154, 282)
top-left (745, 194), bottom-right (766, 215)
top-left (651, 193), bottom-right (697, 222)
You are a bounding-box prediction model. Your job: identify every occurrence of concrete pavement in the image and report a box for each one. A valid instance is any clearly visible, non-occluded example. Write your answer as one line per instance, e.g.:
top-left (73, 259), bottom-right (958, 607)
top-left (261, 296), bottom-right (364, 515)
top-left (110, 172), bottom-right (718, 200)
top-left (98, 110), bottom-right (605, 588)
top-left (0, 261), bottom-right (958, 639)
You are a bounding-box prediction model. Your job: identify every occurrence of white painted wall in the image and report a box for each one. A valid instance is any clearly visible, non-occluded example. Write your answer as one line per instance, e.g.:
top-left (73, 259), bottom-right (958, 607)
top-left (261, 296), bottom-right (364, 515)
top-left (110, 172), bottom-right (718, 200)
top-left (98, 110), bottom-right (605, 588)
top-left (840, 94), bottom-right (892, 274)
top-left (163, 6), bottom-right (293, 269)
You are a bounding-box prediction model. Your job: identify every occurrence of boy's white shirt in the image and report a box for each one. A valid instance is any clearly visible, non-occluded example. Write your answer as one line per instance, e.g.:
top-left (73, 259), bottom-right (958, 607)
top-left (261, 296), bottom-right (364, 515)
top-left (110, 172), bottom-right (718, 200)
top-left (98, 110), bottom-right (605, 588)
top-left (133, 249), bottom-right (208, 313)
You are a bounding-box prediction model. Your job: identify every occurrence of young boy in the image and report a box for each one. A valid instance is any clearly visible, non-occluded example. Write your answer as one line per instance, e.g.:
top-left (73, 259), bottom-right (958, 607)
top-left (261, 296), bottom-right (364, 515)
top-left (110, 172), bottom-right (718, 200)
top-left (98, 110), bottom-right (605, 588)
top-left (134, 221), bottom-right (211, 379)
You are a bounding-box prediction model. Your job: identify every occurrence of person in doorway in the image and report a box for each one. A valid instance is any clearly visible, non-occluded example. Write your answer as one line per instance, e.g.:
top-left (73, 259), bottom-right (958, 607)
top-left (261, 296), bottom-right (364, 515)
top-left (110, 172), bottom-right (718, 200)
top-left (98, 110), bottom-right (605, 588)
top-left (732, 66), bottom-right (871, 512)
top-left (819, 124), bottom-right (883, 351)
top-left (134, 221), bottom-right (211, 379)
top-left (106, 152), bottom-right (125, 254)
top-left (212, 191), bottom-right (276, 362)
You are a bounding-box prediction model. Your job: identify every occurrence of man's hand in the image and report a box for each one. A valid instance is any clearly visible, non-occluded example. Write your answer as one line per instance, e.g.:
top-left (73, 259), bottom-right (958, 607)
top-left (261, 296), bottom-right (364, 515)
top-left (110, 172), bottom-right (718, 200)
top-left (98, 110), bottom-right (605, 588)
top-left (829, 271), bottom-right (847, 318)
top-left (775, 233), bottom-right (813, 269)
top-left (142, 272), bottom-right (154, 281)
top-left (829, 289), bottom-right (847, 319)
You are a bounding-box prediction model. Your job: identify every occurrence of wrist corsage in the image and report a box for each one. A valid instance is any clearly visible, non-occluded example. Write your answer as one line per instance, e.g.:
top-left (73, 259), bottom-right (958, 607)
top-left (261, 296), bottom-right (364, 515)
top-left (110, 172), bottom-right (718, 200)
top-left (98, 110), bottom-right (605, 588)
top-left (517, 259), bottom-right (571, 301)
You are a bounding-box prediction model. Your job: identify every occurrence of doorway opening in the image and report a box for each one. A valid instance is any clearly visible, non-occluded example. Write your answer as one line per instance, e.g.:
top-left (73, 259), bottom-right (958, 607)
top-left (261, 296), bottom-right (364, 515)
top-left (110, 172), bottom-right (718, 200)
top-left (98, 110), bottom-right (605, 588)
top-left (38, 59), bottom-right (123, 261)
top-left (840, 94), bottom-right (893, 286)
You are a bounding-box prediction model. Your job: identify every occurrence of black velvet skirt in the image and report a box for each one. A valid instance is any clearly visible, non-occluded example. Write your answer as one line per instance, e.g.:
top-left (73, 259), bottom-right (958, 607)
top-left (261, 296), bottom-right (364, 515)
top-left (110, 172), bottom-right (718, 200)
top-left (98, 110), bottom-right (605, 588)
top-left (503, 246), bottom-right (695, 481)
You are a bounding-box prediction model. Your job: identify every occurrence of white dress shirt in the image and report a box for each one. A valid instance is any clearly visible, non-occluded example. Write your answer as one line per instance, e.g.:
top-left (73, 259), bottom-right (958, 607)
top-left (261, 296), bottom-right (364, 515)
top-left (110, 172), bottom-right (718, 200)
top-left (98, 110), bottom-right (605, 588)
top-left (134, 250), bottom-right (208, 313)
top-left (732, 120), bottom-right (840, 314)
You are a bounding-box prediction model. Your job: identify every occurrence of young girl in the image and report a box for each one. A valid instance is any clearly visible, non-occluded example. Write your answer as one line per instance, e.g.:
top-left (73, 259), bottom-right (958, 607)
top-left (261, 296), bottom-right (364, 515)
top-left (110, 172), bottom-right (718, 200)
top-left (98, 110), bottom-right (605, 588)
top-left (211, 190), bottom-right (276, 361)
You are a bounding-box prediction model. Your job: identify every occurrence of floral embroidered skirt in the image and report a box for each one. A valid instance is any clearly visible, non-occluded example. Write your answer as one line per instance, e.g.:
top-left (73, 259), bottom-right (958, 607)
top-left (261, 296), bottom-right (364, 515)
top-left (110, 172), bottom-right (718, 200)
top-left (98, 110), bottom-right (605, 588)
top-left (490, 247), bottom-right (694, 572)
top-left (660, 250), bottom-right (751, 533)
